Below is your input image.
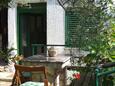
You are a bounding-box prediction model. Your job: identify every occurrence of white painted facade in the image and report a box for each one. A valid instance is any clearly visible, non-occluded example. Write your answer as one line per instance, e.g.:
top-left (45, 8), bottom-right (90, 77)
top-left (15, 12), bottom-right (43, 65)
top-left (8, 0), bottom-right (65, 55)
top-left (8, 8), bottom-right (17, 55)
top-left (47, 0), bottom-right (65, 54)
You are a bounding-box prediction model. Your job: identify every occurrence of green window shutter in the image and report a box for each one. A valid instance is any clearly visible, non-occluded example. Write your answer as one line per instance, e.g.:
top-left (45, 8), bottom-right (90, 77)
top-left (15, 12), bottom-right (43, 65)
top-left (65, 12), bottom-right (81, 47)
top-left (65, 11), bottom-right (99, 50)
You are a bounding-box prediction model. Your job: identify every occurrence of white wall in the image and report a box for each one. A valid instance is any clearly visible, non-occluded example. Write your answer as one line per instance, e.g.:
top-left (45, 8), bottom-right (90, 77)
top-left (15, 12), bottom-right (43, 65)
top-left (8, 0), bottom-right (65, 55)
top-left (47, 0), bottom-right (65, 45)
top-left (8, 7), bottom-right (18, 55)
top-left (47, 0), bottom-right (65, 54)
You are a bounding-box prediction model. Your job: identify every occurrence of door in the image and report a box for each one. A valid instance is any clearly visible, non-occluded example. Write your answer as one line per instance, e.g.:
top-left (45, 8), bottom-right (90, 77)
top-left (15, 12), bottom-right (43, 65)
top-left (18, 3), bottom-right (46, 57)
top-left (0, 8), bottom-right (8, 50)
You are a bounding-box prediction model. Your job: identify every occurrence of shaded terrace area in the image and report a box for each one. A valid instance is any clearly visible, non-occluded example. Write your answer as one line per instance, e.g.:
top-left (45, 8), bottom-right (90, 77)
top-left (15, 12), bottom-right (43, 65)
top-left (0, 0), bottom-right (115, 86)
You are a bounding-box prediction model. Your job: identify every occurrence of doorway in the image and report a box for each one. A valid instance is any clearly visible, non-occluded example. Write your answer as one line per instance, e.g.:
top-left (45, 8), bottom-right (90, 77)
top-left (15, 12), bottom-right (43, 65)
top-left (0, 8), bottom-right (8, 50)
top-left (17, 3), bottom-right (46, 57)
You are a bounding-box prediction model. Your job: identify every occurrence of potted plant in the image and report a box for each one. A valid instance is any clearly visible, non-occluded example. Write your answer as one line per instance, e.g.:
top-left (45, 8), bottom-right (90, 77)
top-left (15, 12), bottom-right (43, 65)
top-left (0, 47), bottom-right (15, 63)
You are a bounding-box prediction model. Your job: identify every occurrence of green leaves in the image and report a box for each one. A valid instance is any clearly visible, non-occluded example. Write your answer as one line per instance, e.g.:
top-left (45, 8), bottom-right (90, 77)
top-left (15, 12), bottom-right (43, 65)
top-left (66, 0), bottom-right (115, 64)
top-left (0, 47), bottom-right (16, 62)
top-left (0, 0), bottom-right (12, 8)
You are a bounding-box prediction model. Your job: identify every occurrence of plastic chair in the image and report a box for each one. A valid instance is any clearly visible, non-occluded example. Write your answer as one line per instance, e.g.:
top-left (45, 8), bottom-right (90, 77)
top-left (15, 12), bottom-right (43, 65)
top-left (11, 64), bottom-right (48, 86)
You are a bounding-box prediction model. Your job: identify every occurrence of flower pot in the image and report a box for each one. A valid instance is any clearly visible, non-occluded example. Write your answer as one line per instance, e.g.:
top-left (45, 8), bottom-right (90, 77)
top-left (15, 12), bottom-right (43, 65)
top-left (48, 47), bottom-right (57, 57)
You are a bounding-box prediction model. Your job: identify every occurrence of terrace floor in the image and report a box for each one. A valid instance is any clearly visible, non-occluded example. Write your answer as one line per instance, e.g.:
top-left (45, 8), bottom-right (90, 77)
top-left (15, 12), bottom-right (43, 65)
top-left (0, 59), bottom-right (14, 86)
top-left (0, 80), bottom-right (12, 86)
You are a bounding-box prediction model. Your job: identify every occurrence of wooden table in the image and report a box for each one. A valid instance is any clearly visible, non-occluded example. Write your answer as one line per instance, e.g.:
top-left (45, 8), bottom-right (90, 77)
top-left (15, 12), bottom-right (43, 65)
top-left (22, 54), bottom-right (71, 86)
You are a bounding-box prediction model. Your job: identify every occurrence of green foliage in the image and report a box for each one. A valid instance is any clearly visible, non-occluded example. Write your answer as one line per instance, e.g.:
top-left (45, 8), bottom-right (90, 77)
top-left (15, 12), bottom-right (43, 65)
top-left (0, 0), bottom-right (12, 8)
top-left (66, 0), bottom-right (115, 64)
top-left (107, 21), bottom-right (115, 61)
top-left (0, 47), bottom-right (15, 62)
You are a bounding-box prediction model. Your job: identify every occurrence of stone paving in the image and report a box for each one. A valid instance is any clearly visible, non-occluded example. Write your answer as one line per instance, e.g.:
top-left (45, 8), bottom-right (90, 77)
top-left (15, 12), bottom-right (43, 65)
top-left (0, 59), bottom-right (14, 86)
top-left (0, 81), bottom-right (12, 86)
top-left (0, 71), bottom-right (14, 86)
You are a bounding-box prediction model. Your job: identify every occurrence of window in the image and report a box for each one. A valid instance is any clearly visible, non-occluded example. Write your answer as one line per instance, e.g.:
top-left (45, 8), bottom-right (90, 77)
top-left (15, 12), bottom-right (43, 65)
top-left (65, 11), bottom-right (81, 48)
top-left (65, 10), bottom-right (99, 50)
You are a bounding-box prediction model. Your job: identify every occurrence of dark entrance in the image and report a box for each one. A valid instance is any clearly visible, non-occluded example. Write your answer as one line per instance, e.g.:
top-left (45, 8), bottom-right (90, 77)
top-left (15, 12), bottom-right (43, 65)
top-left (18, 3), bottom-right (46, 57)
top-left (0, 8), bottom-right (8, 50)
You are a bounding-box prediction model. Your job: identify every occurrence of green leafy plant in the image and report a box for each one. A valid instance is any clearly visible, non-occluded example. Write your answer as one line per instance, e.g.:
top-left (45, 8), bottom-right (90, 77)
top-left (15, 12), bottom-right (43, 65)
top-left (65, 0), bottom-right (115, 66)
top-left (0, 47), bottom-right (16, 63)
top-left (0, 0), bottom-right (11, 7)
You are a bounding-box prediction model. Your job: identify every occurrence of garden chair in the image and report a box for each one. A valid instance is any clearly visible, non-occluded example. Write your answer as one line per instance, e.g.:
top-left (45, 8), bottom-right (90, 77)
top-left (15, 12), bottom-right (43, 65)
top-left (11, 64), bottom-right (49, 86)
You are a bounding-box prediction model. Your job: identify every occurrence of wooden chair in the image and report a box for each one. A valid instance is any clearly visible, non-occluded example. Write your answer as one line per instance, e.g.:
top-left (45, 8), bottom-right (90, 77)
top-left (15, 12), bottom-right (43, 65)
top-left (11, 64), bottom-right (48, 86)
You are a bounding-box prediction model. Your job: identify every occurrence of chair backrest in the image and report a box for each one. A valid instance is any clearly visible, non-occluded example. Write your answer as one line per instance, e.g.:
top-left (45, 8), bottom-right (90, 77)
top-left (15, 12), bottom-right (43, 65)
top-left (11, 64), bottom-right (48, 86)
